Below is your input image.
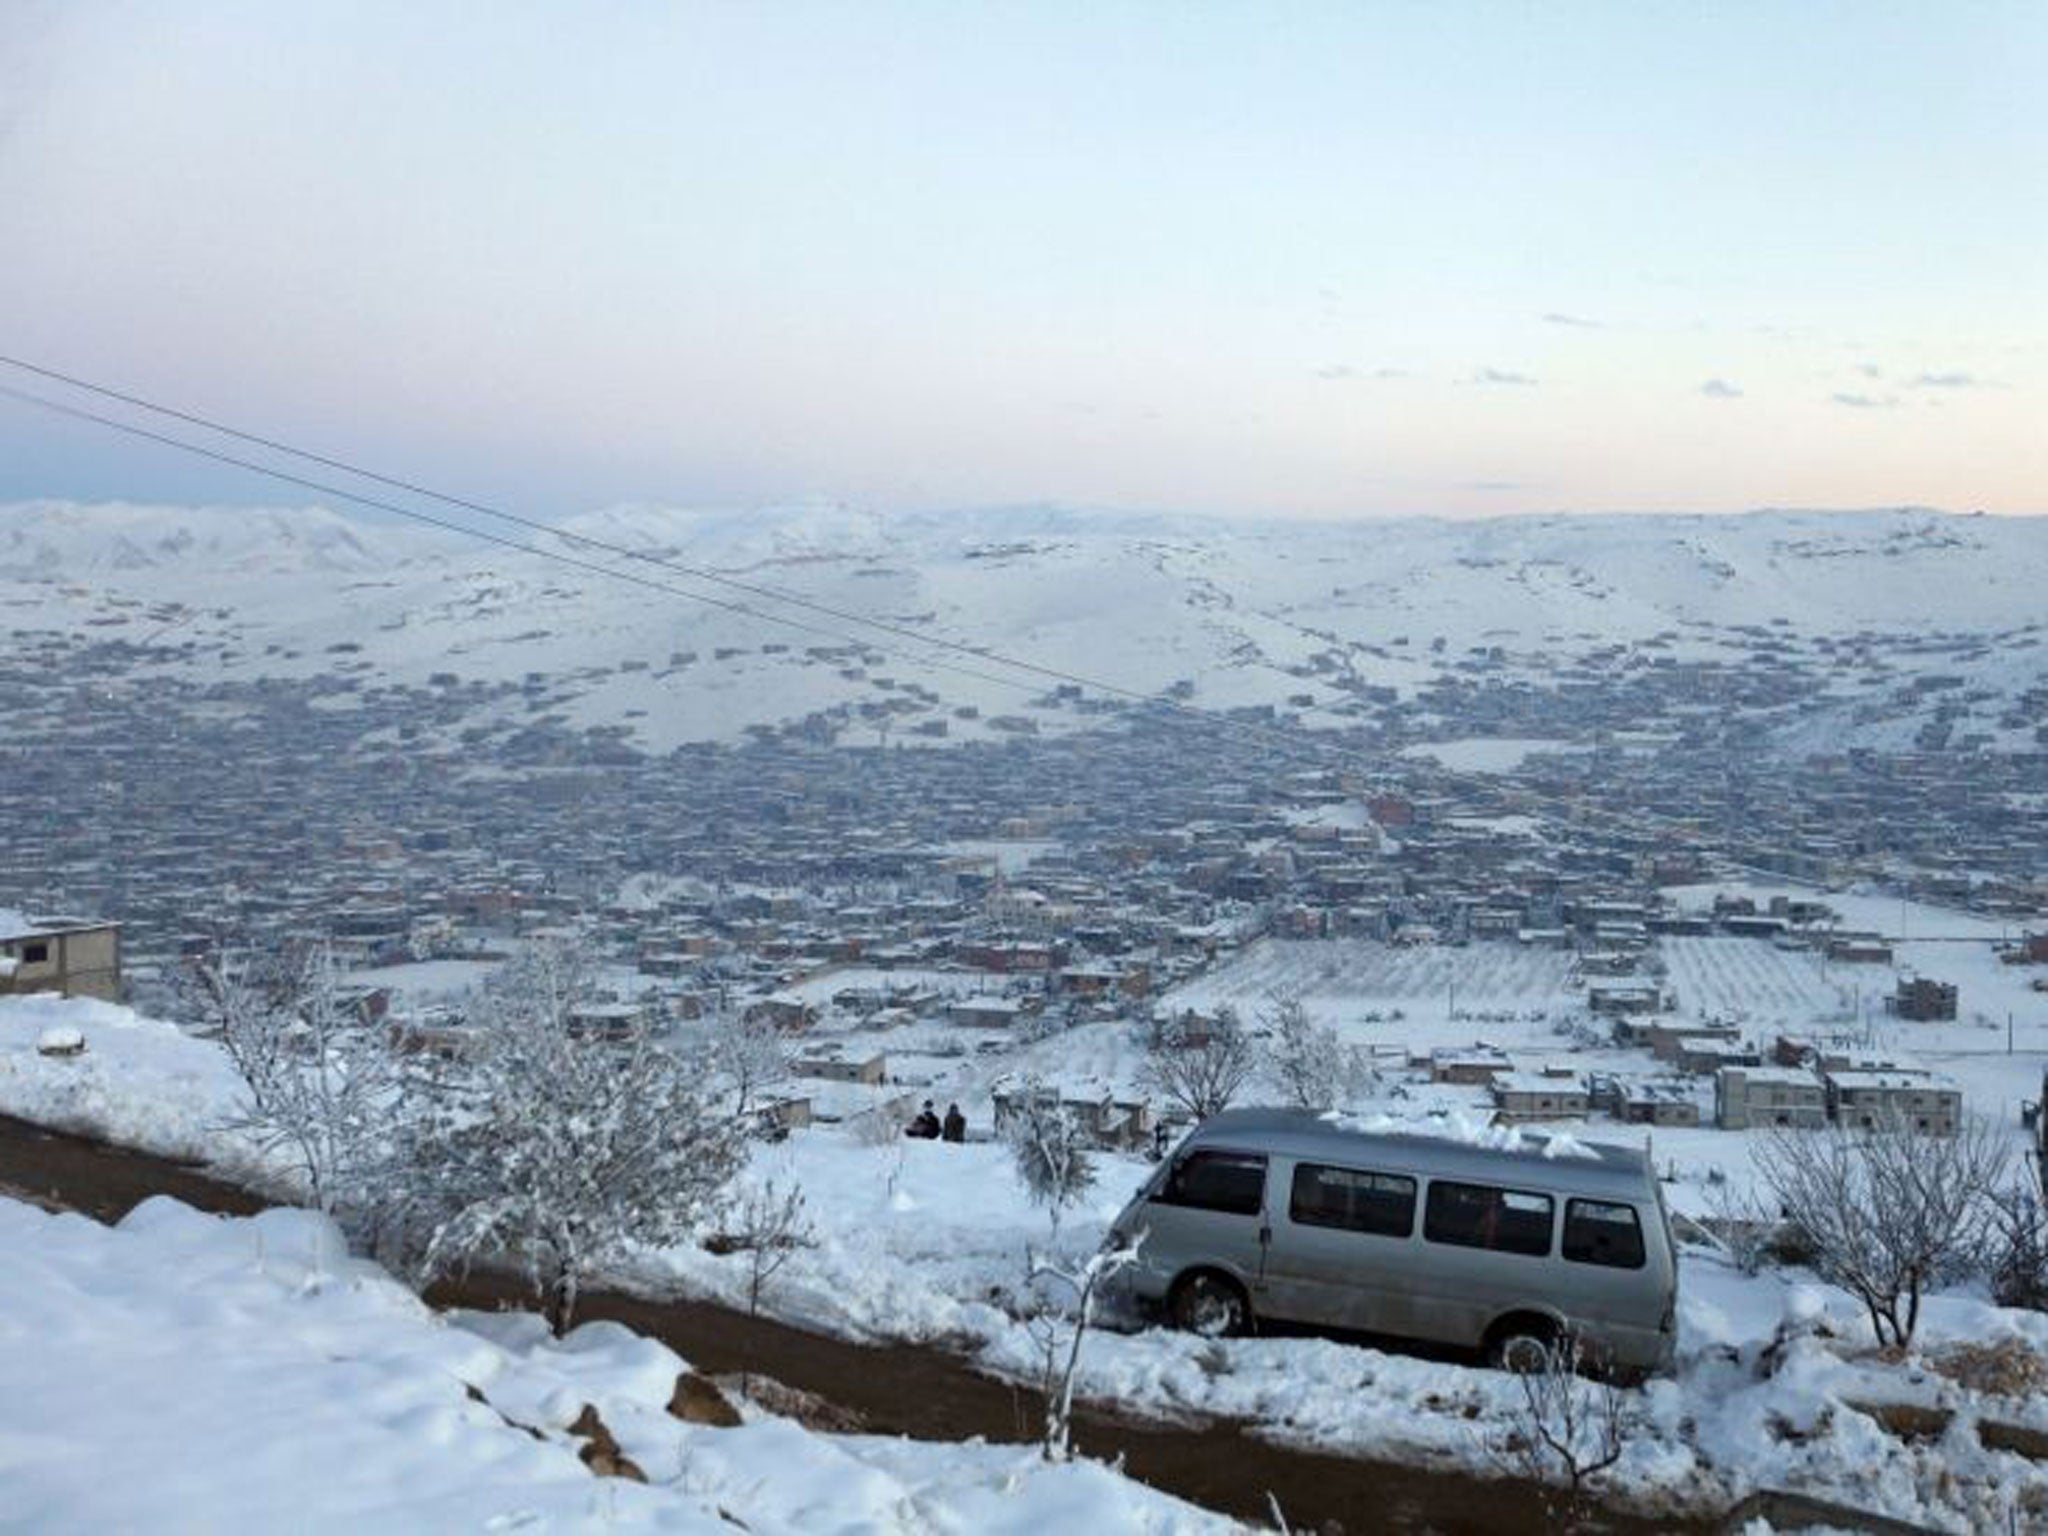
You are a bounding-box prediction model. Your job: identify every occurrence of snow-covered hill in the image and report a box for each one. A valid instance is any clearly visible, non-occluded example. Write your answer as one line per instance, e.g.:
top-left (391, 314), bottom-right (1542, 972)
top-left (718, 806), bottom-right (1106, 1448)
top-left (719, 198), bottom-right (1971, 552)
top-left (5, 500), bottom-right (2044, 754)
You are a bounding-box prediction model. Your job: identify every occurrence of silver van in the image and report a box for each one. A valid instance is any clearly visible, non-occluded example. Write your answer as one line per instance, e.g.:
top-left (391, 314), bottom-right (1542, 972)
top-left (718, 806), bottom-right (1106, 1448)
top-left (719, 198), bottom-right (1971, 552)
top-left (1108, 1107), bottom-right (1678, 1375)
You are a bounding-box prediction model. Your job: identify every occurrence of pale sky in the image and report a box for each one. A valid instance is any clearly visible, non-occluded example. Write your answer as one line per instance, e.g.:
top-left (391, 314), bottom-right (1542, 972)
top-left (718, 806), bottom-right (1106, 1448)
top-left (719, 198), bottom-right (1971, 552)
top-left (1, 1), bottom-right (2042, 519)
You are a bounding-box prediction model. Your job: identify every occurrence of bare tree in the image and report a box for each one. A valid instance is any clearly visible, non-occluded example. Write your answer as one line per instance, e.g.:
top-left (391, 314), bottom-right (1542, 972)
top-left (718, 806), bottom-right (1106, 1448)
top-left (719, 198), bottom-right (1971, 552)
top-left (1142, 1006), bottom-right (1255, 1123)
top-left (1981, 1181), bottom-right (2048, 1312)
top-left (1261, 994), bottom-right (1365, 1113)
top-left (707, 1010), bottom-right (790, 1123)
top-left (1486, 1332), bottom-right (1639, 1516)
top-left (1702, 1174), bottom-right (1778, 1278)
top-left (1005, 1081), bottom-right (1096, 1242)
top-left (187, 944), bottom-right (399, 1220)
top-left (1755, 1112), bottom-right (2010, 1347)
top-left (413, 945), bottom-right (747, 1335)
top-left (1026, 1232), bottom-right (1145, 1462)
top-left (720, 1178), bottom-right (815, 1316)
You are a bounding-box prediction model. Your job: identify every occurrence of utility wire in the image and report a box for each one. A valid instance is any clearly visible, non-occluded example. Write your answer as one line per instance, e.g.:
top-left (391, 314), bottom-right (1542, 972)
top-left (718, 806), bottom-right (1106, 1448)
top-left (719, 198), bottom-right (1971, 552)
top-left (0, 355), bottom-right (1734, 855)
top-left (0, 351), bottom-right (1230, 716)
top-left (0, 373), bottom-right (1371, 780)
top-left (0, 382), bottom-right (1040, 698)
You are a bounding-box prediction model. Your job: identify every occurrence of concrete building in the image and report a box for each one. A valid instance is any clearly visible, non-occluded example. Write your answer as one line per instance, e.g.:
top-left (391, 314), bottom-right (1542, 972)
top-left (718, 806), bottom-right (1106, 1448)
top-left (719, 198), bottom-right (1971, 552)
top-left (1491, 1072), bottom-right (1590, 1123)
top-left (1825, 1069), bottom-right (1962, 1135)
top-left (1887, 976), bottom-right (1959, 1023)
top-left (0, 911), bottom-right (122, 1003)
top-left (1715, 1065), bottom-right (1827, 1130)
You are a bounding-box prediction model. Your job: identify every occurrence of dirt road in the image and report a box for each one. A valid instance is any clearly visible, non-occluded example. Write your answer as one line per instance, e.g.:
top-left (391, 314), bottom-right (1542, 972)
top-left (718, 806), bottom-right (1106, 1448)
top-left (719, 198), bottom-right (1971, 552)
top-left (0, 1112), bottom-right (1700, 1534)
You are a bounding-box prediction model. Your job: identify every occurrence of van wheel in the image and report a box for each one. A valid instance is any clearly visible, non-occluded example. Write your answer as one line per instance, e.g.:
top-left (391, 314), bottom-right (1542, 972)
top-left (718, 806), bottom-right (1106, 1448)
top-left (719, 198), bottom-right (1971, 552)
top-left (1486, 1316), bottom-right (1561, 1374)
top-left (1169, 1272), bottom-right (1251, 1338)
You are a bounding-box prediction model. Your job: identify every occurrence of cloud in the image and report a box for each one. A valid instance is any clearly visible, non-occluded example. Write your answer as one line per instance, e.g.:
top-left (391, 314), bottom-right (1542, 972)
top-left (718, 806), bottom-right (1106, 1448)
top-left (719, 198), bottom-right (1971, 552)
top-left (1541, 312), bottom-right (1603, 329)
top-left (1854, 362), bottom-right (1884, 379)
top-left (1831, 392), bottom-right (1899, 410)
top-left (1699, 378), bottom-right (1743, 399)
top-left (1469, 367), bottom-right (1537, 387)
top-left (1907, 371), bottom-right (1983, 389)
top-left (1460, 480), bottom-right (1524, 492)
top-left (1314, 365), bottom-right (1412, 382)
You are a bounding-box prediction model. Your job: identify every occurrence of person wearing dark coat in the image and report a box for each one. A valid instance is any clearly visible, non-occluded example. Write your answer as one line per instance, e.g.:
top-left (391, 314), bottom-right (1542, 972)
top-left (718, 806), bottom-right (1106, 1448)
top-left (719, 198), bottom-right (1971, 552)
top-left (941, 1104), bottom-right (966, 1143)
top-left (906, 1100), bottom-right (941, 1139)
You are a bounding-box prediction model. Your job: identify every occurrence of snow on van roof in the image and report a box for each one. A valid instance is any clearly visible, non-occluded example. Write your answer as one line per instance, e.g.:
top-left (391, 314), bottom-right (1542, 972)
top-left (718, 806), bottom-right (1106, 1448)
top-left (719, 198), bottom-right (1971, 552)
top-left (1321, 1107), bottom-right (1605, 1160)
top-left (1188, 1106), bottom-right (1644, 1179)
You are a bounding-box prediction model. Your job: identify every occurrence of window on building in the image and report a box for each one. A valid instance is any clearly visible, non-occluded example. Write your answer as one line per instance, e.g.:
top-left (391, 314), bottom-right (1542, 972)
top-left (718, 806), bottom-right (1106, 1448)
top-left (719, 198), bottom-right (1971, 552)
top-left (21, 942), bottom-right (48, 965)
top-left (1423, 1181), bottom-right (1553, 1257)
top-left (1290, 1163), bottom-right (1415, 1238)
top-left (1158, 1150), bottom-right (1267, 1216)
top-left (1562, 1199), bottom-right (1646, 1269)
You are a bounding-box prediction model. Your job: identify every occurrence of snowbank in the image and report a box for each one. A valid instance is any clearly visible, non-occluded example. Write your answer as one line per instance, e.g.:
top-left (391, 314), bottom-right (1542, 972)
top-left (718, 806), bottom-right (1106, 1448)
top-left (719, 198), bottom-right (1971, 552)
top-left (0, 994), bottom-right (252, 1168)
top-left (0, 1193), bottom-right (1236, 1534)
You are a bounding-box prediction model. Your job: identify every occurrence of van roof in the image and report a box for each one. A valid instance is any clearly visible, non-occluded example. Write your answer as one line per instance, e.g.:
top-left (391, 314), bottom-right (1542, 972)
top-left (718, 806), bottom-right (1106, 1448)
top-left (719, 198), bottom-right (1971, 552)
top-left (1184, 1106), bottom-right (1655, 1197)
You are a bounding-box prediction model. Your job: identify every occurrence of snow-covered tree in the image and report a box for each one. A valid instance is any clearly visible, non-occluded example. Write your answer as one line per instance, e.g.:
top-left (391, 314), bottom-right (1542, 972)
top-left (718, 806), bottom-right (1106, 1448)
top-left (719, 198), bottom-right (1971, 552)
top-left (1261, 994), bottom-right (1365, 1113)
top-left (1005, 1081), bottom-right (1096, 1242)
top-left (187, 945), bottom-right (399, 1221)
top-left (1756, 1111), bottom-right (2009, 1347)
top-left (1141, 1005), bottom-right (1255, 1122)
top-left (706, 1010), bottom-right (790, 1123)
top-left (414, 945), bottom-right (747, 1334)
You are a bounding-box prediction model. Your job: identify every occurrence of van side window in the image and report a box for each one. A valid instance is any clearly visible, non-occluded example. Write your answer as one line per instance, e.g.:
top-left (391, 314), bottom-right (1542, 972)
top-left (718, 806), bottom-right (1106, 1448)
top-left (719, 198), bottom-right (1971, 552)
top-left (1290, 1163), bottom-right (1415, 1237)
top-left (1562, 1199), bottom-right (1646, 1269)
top-left (1158, 1150), bottom-right (1267, 1215)
top-left (1423, 1181), bottom-right (1554, 1257)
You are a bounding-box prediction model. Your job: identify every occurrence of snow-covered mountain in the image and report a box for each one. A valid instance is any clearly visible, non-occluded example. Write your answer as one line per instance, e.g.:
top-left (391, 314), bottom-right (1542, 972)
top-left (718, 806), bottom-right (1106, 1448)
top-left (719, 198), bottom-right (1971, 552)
top-left (0, 499), bottom-right (441, 577)
top-left (5, 499), bottom-right (2045, 755)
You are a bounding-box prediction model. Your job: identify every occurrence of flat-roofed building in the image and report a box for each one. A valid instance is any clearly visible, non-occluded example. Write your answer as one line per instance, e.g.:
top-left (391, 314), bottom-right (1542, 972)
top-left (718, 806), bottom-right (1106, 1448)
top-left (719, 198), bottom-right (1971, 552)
top-left (1492, 1072), bottom-right (1590, 1124)
top-left (1825, 1069), bottom-right (1962, 1135)
top-left (0, 911), bottom-right (122, 1003)
top-left (1715, 1065), bottom-right (1827, 1130)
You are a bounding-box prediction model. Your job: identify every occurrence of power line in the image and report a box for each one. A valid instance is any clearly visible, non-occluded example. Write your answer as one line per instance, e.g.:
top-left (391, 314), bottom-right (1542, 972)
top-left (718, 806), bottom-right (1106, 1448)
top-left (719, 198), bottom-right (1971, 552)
top-left (0, 353), bottom-right (1748, 859)
top-left (0, 351), bottom-right (1218, 716)
top-left (0, 381), bottom-right (1035, 698)
top-left (0, 371), bottom-right (1368, 778)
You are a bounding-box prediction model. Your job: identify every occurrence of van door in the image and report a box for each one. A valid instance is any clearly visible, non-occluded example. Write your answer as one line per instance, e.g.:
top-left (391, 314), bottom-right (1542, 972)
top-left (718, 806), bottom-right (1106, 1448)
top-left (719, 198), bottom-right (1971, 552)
top-left (1556, 1195), bottom-right (1669, 1368)
top-left (1264, 1159), bottom-right (1422, 1334)
top-left (1145, 1147), bottom-right (1271, 1297)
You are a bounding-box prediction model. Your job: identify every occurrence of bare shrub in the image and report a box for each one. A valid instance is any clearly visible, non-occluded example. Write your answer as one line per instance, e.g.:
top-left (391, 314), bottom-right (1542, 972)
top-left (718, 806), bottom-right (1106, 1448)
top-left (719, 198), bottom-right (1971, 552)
top-left (1025, 1233), bottom-right (1144, 1462)
top-left (1981, 1181), bottom-right (2048, 1312)
top-left (1142, 1005), bottom-right (1255, 1122)
top-left (1486, 1332), bottom-right (1641, 1516)
top-left (1755, 1112), bottom-right (2010, 1347)
top-left (1703, 1175), bottom-right (1778, 1277)
top-left (720, 1179), bottom-right (815, 1317)
top-left (706, 1011), bottom-right (789, 1123)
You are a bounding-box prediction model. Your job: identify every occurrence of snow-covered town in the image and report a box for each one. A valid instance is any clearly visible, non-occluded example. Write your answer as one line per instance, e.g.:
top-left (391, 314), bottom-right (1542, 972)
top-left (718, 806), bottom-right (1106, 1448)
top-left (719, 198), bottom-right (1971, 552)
top-left (8, 685), bottom-right (2048, 1532)
top-left (7, 7), bottom-right (2048, 1533)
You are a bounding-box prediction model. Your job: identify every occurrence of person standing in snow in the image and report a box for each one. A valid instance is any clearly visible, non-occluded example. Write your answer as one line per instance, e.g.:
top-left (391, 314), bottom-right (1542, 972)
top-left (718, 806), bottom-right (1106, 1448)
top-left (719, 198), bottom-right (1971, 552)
top-left (906, 1100), bottom-right (941, 1138)
top-left (941, 1104), bottom-right (966, 1143)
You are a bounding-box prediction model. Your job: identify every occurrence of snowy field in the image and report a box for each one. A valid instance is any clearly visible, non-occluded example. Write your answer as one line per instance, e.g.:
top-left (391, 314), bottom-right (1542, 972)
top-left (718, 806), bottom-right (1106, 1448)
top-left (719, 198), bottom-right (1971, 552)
top-left (1161, 936), bottom-right (1579, 1022)
top-left (0, 1194), bottom-right (1231, 1534)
